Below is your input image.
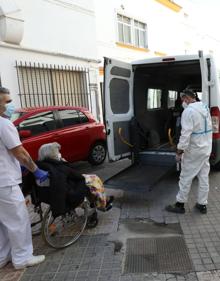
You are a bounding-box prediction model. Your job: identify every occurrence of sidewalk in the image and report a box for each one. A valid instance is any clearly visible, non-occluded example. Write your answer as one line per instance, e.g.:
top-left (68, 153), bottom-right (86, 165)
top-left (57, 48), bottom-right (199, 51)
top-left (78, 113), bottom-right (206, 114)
top-left (1, 160), bottom-right (220, 281)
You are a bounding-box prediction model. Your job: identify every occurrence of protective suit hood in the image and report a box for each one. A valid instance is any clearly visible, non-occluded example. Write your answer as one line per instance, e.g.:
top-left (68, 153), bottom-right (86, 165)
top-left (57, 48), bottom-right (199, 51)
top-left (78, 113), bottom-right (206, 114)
top-left (188, 101), bottom-right (209, 117)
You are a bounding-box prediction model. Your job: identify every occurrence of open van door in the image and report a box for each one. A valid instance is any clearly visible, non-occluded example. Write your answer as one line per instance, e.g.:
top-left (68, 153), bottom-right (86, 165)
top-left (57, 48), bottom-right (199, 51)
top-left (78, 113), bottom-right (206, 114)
top-left (104, 57), bottom-right (134, 161)
top-left (199, 50), bottom-right (213, 106)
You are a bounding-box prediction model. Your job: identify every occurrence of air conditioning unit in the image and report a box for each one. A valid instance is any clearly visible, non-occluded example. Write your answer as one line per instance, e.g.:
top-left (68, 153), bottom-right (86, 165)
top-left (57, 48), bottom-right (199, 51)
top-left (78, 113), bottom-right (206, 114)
top-left (0, 0), bottom-right (24, 44)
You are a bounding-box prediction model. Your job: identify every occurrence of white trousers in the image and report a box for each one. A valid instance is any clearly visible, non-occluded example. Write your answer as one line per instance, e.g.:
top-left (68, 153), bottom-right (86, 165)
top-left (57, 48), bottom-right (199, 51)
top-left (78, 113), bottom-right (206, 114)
top-left (176, 151), bottom-right (210, 205)
top-left (0, 185), bottom-right (33, 265)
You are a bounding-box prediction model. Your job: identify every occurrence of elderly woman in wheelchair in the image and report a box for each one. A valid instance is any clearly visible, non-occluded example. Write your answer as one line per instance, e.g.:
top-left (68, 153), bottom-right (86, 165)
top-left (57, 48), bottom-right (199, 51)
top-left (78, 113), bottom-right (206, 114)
top-left (22, 142), bottom-right (114, 248)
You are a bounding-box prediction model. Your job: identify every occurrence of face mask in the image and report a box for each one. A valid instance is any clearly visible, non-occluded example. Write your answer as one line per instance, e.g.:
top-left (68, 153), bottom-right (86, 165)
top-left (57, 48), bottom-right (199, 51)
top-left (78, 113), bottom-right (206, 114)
top-left (4, 103), bottom-right (15, 118)
top-left (182, 101), bottom-right (188, 109)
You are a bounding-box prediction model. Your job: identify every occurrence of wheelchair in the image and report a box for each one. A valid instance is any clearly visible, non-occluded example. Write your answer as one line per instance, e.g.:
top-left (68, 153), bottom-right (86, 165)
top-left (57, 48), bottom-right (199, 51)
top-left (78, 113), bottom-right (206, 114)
top-left (22, 178), bottom-right (98, 249)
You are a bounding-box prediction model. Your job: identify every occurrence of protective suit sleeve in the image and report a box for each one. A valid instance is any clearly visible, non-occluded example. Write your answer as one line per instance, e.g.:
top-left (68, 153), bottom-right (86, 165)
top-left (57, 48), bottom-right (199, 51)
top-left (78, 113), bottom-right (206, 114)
top-left (177, 109), bottom-right (194, 151)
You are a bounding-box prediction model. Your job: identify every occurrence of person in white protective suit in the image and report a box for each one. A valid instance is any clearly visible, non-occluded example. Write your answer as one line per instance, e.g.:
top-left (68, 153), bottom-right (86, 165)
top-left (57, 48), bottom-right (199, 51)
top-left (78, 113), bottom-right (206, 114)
top-left (0, 87), bottom-right (49, 270)
top-left (166, 88), bottom-right (212, 214)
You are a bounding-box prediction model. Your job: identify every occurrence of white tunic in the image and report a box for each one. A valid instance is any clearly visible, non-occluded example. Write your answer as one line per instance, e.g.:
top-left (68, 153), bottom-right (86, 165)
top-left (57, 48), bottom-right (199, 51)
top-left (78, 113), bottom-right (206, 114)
top-left (0, 116), bottom-right (22, 187)
top-left (0, 116), bottom-right (33, 266)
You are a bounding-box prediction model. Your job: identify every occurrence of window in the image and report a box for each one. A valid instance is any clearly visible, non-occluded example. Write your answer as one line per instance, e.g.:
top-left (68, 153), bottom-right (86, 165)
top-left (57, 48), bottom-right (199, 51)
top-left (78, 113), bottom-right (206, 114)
top-left (117, 14), bottom-right (132, 45)
top-left (110, 78), bottom-right (129, 114)
top-left (134, 20), bottom-right (147, 48)
top-left (59, 109), bottom-right (82, 127)
top-left (16, 62), bottom-right (91, 109)
top-left (147, 89), bottom-right (162, 109)
top-left (79, 111), bottom-right (89, 123)
top-left (18, 111), bottom-right (56, 136)
top-left (117, 14), bottom-right (147, 48)
top-left (168, 91), bottom-right (178, 108)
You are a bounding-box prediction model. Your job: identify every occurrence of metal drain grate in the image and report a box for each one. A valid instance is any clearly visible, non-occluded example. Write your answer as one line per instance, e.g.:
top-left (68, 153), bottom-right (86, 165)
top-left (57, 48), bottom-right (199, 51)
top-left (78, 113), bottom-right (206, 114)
top-left (124, 237), bottom-right (194, 274)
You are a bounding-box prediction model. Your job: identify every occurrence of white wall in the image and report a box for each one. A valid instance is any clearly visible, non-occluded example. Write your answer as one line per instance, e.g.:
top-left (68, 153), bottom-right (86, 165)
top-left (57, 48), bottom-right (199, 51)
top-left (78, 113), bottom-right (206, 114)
top-left (13, 0), bottom-right (97, 60)
top-left (0, 0), bottom-right (101, 120)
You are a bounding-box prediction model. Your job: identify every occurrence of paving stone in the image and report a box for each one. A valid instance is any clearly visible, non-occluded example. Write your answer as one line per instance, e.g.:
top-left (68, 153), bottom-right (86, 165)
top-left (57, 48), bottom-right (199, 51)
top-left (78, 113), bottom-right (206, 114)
top-left (53, 271), bottom-right (76, 281)
top-left (204, 263), bottom-right (216, 270)
top-left (212, 257), bottom-right (220, 263)
top-left (202, 258), bottom-right (213, 264)
top-left (28, 273), bottom-right (56, 281)
top-left (197, 270), bottom-right (220, 281)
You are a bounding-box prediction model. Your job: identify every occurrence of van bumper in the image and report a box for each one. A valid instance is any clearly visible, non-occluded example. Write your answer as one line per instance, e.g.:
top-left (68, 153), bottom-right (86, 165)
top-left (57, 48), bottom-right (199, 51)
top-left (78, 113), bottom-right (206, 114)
top-left (210, 138), bottom-right (220, 166)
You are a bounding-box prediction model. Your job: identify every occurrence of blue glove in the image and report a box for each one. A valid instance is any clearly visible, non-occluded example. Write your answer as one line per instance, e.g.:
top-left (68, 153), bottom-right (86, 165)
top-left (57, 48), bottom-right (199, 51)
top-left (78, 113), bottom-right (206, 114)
top-left (33, 168), bottom-right (49, 183)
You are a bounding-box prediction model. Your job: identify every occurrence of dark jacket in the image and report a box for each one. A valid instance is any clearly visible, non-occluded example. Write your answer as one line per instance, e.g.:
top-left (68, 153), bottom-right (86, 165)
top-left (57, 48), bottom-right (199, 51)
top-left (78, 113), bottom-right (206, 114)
top-left (22, 159), bottom-right (90, 217)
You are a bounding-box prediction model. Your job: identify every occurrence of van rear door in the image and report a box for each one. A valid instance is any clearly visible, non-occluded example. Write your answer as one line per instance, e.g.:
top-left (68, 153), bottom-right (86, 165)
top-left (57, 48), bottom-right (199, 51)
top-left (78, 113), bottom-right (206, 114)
top-left (199, 51), bottom-right (212, 105)
top-left (104, 57), bottom-right (134, 161)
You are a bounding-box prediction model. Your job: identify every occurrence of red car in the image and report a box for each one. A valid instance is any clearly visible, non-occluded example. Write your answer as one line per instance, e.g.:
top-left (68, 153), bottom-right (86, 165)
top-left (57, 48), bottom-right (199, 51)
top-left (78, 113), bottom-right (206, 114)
top-left (12, 106), bottom-right (107, 165)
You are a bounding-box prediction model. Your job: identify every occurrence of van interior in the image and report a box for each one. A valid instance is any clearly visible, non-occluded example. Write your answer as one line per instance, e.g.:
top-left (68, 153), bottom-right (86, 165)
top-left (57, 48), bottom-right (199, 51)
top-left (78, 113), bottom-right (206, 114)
top-left (132, 59), bottom-right (202, 154)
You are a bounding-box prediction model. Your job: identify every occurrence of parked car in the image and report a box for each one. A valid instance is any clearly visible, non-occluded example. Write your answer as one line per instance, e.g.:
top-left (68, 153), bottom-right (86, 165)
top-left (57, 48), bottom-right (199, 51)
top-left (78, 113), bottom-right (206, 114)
top-left (12, 106), bottom-right (107, 165)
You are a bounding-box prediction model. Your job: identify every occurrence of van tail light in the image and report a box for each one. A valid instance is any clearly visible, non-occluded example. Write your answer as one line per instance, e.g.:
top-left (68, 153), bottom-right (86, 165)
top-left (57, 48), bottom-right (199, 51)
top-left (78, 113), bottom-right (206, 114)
top-left (211, 106), bottom-right (220, 138)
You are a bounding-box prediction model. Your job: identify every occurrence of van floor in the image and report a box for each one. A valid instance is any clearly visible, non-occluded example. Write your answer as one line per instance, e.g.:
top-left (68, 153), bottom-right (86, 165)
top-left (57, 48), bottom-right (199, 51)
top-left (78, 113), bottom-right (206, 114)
top-left (104, 162), bottom-right (175, 192)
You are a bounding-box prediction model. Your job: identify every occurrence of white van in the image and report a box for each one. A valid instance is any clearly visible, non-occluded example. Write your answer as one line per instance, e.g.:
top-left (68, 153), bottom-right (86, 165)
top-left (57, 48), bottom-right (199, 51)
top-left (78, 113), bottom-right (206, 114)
top-left (103, 51), bottom-right (220, 188)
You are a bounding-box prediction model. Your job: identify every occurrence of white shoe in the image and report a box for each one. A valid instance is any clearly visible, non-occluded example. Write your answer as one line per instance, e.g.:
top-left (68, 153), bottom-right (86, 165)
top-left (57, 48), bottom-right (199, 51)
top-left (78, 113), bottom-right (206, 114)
top-left (0, 257), bottom-right (10, 269)
top-left (14, 255), bottom-right (45, 270)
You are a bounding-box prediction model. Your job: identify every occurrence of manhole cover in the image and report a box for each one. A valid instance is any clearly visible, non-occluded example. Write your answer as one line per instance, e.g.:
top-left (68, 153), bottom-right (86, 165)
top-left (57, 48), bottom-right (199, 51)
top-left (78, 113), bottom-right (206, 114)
top-left (124, 237), bottom-right (194, 274)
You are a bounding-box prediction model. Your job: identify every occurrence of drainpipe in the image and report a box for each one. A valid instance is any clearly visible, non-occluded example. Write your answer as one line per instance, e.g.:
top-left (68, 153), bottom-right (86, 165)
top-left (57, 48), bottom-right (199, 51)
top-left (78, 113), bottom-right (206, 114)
top-left (0, 0), bottom-right (24, 44)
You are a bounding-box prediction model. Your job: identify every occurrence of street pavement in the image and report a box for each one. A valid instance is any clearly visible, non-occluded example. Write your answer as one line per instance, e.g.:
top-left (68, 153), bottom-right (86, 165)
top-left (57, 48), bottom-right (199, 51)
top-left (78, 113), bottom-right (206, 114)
top-left (1, 159), bottom-right (220, 281)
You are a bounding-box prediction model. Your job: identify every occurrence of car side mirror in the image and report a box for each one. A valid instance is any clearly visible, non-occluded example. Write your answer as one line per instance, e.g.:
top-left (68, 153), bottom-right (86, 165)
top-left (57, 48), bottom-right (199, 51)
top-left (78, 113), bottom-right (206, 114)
top-left (19, 130), bottom-right (32, 138)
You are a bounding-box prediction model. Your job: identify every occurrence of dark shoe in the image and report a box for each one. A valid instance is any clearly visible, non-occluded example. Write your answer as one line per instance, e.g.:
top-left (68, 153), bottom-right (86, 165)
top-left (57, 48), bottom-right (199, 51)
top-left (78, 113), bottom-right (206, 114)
top-left (98, 196), bottom-right (114, 212)
top-left (97, 204), bottom-right (112, 212)
top-left (165, 202), bottom-right (185, 214)
top-left (195, 203), bottom-right (207, 214)
top-left (87, 211), bottom-right (98, 228)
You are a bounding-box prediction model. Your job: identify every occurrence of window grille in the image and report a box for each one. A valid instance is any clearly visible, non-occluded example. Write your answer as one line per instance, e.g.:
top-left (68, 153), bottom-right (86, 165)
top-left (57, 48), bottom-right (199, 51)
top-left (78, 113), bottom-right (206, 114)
top-left (15, 61), bottom-right (92, 111)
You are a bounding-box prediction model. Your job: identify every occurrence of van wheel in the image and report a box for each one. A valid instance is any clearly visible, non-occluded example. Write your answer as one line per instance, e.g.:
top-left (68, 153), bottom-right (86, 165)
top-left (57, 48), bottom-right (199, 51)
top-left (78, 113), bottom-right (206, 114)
top-left (88, 142), bottom-right (106, 165)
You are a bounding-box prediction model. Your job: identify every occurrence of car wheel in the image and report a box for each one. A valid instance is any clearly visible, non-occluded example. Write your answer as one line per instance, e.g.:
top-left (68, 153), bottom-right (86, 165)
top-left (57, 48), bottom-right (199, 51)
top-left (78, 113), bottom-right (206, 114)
top-left (88, 142), bottom-right (106, 165)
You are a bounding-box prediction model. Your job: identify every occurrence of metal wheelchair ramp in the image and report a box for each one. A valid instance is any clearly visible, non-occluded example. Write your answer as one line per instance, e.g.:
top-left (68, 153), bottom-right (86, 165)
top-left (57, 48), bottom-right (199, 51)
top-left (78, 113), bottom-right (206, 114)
top-left (104, 162), bottom-right (174, 191)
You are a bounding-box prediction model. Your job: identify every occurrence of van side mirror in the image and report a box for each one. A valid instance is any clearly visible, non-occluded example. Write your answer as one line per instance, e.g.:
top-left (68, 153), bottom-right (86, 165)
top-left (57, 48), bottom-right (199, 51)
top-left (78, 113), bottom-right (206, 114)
top-left (19, 130), bottom-right (32, 138)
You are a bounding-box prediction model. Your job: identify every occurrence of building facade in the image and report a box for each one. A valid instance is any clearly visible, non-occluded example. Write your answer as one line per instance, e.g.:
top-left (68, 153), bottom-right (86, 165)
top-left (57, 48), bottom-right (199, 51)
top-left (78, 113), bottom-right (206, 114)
top-left (0, 0), bottom-right (102, 120)
top-left (94, 0), bottom-right (220, 85)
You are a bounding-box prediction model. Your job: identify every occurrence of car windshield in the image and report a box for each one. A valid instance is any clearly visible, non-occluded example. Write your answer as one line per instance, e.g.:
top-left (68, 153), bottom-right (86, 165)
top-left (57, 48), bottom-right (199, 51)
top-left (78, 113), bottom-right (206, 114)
top-left (10, 112), bottom-right (27, 122)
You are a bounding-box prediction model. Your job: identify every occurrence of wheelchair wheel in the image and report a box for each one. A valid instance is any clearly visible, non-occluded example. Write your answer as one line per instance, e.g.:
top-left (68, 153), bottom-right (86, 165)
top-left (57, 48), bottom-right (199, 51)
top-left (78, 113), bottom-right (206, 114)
top-left (41, 200), bottom-right (89, 249)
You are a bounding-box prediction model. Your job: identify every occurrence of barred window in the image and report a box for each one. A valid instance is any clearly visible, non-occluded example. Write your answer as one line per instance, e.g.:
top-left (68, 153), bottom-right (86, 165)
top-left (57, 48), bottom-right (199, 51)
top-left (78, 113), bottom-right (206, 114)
top-left (15, 62), bottom-right (91, 110)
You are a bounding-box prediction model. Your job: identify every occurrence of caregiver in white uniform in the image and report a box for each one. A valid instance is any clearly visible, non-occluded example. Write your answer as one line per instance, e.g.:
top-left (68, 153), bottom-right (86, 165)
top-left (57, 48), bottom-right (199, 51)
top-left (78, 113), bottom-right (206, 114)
top-left (0, 87), bottom-right (48, 270)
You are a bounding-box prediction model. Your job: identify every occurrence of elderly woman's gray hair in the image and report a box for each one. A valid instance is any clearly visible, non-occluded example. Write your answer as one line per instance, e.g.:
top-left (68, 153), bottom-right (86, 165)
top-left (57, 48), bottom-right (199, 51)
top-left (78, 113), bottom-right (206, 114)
top-left (38, 142), bottom-right (61, 161)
